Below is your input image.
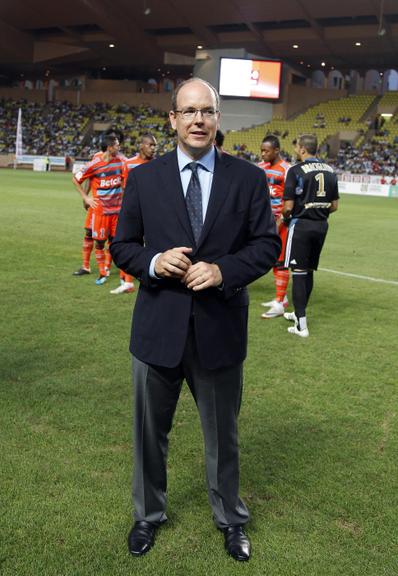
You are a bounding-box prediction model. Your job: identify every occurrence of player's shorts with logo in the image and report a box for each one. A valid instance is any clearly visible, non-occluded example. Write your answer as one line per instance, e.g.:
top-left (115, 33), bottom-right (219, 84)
top-left (91, 211), bottom-right (119, 241)
top-left (284, 218), bottom-right (328, 270)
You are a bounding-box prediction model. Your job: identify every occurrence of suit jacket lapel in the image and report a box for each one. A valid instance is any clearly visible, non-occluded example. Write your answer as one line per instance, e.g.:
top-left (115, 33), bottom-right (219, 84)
top-left (197, 150), bottom-right (233, 250)
top-left (158, 150), bottom-right (195, 244)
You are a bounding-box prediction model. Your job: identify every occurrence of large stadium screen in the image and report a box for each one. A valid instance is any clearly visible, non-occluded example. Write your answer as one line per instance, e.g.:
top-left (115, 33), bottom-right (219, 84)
top-left (219, 57), bottom-right (282, 100)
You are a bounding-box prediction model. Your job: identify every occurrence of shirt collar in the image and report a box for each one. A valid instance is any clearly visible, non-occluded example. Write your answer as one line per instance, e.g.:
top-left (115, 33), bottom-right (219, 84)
top-left (177, 145), bottom-right (216, 173)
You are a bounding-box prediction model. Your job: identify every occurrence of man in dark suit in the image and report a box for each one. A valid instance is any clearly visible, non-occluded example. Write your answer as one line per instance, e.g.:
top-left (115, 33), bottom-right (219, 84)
top-left (111, 78), bottom-right (281, 562)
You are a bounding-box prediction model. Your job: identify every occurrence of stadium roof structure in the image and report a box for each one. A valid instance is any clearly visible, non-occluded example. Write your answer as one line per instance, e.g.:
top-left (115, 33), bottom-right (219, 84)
top-left (0, 0), bottom-right (397, 80)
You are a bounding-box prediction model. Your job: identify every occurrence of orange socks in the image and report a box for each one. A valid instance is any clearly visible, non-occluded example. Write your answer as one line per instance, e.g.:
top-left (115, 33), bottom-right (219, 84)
top-left (105, 248), bottom-right (112, 272)
top-left (95, 248), bottom-right (106, 277)
top-left (120, 271), bottom-right (134, 284)
top-left (274, 267), bottom-right (290, 302)
top-left (82, 236), bottom-right (94, 270)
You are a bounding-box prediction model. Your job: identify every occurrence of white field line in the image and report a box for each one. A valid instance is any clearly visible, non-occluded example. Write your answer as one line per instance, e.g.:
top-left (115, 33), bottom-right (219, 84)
top-left (319, 267), bottom-right (398, 286)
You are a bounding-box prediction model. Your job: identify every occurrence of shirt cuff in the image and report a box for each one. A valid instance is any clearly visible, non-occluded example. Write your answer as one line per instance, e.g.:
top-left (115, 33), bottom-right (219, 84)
top-left (149, 253), bottom-right (162, 279)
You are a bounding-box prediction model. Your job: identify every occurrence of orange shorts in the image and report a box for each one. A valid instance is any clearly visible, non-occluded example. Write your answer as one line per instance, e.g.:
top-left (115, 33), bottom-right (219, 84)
top-left (84, 207), bottom-right (93, 230)
top-left (277, 220), bottom-right (289, 266)
top-left (91, 211), bottom-right (119, 241)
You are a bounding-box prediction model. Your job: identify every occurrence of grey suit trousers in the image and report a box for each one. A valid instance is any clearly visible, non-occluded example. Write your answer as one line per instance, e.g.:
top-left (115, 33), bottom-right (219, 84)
top-left (132, 322), bottom-right (249, 528)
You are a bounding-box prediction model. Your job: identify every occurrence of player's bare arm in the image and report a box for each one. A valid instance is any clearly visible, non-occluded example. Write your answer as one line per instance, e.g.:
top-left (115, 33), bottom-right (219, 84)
top-left (154, 247), bottom-right (193, 278)
top-left (282, 199), bottom-right (295, 219)
top-left (72, 175), bottom-right (98, 209)
top-left (329, 199), bottom-right (339, 213)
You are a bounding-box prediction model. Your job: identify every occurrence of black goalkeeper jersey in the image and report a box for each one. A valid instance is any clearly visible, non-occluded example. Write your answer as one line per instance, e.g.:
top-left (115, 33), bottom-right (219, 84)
top-left (283, 157), bottom-right (339, 220)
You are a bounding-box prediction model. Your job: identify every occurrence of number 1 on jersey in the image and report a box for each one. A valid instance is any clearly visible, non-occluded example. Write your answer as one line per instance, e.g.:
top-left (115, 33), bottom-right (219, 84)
top-left (315, 172), bottom-right (326, 197)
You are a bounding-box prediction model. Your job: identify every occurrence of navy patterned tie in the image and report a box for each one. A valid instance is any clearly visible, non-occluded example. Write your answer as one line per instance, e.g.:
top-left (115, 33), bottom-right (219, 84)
top-left (185, 162), bottom-right (203, 244)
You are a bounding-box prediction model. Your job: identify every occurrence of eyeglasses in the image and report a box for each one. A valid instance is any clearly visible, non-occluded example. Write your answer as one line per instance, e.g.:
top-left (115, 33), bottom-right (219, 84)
top-left (173, 108), bottom-right (218, 120)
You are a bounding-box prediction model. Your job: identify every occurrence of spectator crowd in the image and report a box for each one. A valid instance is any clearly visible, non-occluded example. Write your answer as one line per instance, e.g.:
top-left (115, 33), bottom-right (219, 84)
top-left (0, 98), bottom-right (397, 180)
top-left (0, 99), bottom-right (175, 159)
top-left (333, 140), bottom-right (398, 176)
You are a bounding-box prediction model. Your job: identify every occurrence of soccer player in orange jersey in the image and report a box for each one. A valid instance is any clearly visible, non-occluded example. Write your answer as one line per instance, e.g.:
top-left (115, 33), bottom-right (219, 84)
top-left (124, 132), bottom-right (157, 171)
top-left (72, 150), bottom-right (105, 277)
top-left (110, 133), bottom-right (157, 294)
top-left (258, 135), bottom-right (291, 318)
top-left (73, 129), bottom-right (125, 277)
top-left (72, 134), bottom-right (126, 285)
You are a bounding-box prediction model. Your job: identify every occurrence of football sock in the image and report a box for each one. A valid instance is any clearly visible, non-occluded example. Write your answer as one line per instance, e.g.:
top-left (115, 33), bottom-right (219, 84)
top-left (274, 267), bottom-right (289, 302)
top-left (82, 236), bottom-right (94, 270)
top-left (297, 316), bottom-right (308, 331)
top-left (292, 271), bottom-right (308, 326)
top-left (105, 248), bottom-right (112, 271)
top-left (95, 248), bottom-right (106, 277)
top-left (119, 270), bottom-right (134, 284)
top-left (306, 271), bottom-right (314, 300)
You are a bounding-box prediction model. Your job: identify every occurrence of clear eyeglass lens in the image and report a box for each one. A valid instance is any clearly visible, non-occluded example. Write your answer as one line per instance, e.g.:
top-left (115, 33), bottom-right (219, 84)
top-left (181, 108), bottom-right (216, 119)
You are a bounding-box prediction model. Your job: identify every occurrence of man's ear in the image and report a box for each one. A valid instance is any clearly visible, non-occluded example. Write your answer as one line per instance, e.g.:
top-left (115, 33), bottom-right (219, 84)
top-left (169, 111), bottom-right (177, 130)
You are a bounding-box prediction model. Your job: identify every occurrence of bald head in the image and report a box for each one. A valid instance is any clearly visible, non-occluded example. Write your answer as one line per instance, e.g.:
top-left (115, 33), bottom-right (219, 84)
top-left (171, 77), bottom-right (220, 112)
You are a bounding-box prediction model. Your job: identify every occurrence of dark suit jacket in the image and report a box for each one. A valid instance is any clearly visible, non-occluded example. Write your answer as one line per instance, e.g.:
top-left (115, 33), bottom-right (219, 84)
top-left (111, 148), bottom-right (281, 370)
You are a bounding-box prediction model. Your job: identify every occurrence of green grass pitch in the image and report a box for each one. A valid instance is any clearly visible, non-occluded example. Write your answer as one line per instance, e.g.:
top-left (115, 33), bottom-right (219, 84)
top-left (1, 168), bottom-right (397, 576)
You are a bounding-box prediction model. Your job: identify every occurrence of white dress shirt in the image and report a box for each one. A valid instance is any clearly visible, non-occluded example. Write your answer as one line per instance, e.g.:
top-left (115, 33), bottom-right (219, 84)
top-left (149, 146), bottom-right (216, 277)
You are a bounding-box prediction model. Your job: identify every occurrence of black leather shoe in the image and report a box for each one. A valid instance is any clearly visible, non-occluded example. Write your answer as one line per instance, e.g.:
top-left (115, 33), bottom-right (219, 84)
top-left (223, 525), bottom-right (251, 561)
top-left (128, 521), bottom-right (157, 556)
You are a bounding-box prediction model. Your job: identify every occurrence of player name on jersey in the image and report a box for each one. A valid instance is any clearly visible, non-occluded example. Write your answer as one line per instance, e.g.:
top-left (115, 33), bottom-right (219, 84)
top-left (301, 162), bottom-right (334, 174)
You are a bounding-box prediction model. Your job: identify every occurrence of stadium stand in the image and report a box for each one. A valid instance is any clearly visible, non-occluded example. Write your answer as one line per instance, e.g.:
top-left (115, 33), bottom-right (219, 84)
top-left (0, 99), bottom-right (91, 157)
top-left (370, 92), bottom-right (398, 146)
top-left (1, 92), bottom-right (397, 179)
top-left (224, 94), bottom-right (378, 161)
top-left (334, 92), bottom-right (398, 175)
top-left (0, 99), bottom-right (174, 159)
top-left (334, 141), bottom-right (398, 176)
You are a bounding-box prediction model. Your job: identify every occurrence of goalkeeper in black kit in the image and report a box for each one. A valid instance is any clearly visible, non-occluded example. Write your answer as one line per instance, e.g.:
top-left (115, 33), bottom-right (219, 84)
top-left (282, 134), bottom-right (339, 337)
